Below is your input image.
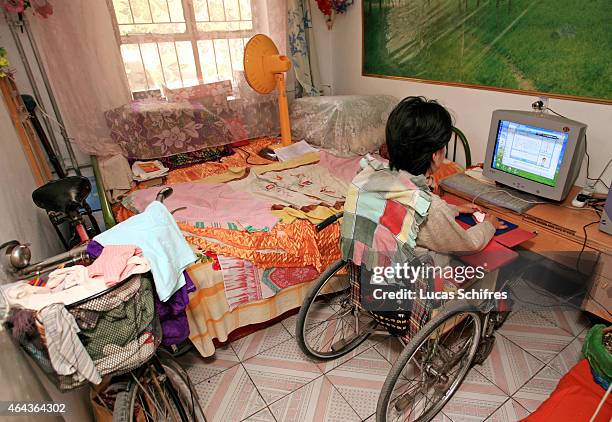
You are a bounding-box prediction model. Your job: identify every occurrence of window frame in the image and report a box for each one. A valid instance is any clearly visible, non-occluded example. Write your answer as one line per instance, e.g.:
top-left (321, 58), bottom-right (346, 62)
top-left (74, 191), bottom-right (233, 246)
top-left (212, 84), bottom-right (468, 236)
top-left (107, 0), bottom-right (256, 90)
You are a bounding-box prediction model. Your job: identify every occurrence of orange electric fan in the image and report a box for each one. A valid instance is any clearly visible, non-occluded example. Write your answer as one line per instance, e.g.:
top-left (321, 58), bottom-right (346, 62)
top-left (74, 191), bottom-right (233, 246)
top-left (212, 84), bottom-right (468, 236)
top-left (244, 34), bottom-right (292, 150)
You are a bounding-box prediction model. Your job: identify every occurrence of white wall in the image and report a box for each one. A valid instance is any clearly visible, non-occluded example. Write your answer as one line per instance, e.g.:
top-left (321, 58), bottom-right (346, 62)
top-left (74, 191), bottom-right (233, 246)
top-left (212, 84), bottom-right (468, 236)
top-left (309, 0), bottom-right (333, 94)
top-left (318, 0), bottom-right (612, 190)
top-left (0, 14), bottom-right (90, 172)
top-left (0, 97), bottom-right (60, 259)
top-left (0, 94), bottom-right (94, 421)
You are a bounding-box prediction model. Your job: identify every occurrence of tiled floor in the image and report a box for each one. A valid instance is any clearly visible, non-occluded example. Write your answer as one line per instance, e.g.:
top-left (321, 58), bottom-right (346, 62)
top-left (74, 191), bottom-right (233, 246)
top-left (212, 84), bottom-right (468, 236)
top-left (178, 307), bottom-right (592, 422)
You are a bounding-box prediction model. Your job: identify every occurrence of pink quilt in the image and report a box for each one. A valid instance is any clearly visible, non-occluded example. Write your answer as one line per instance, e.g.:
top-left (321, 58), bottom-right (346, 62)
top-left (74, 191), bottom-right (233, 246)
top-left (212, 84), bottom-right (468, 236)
top-left (122, 182), bottom-right (279, 230)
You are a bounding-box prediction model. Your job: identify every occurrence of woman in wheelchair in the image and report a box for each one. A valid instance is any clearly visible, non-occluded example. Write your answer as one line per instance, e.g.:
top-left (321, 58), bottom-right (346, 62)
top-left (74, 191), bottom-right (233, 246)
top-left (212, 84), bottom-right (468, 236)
top-left (386, 96), bottom-right (506, 252)
top-left (297, 97), bottom-right (509, 422)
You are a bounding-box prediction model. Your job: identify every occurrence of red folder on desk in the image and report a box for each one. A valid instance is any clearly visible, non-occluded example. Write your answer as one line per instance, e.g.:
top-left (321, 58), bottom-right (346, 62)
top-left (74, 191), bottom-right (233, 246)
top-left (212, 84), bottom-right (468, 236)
top-left (459, 240), bottom-right (519, 271)
top-left (444, 195), bottom-right (535, 270)
top-left (453, 215), bottom-right (533, 271)
top-left (494, 229), bottom-right (536, 248)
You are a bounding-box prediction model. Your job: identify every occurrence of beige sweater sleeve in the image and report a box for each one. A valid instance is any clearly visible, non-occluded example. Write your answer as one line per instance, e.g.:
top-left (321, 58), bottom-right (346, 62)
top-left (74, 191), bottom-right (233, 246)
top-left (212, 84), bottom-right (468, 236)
top-left (416, 195), bottom-right (496, 254)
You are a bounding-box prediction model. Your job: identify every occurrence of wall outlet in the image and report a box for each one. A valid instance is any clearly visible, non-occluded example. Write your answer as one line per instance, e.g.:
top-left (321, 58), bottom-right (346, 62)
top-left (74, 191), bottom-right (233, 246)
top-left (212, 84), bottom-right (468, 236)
top-left (585, 179), bottom-right (597, 190)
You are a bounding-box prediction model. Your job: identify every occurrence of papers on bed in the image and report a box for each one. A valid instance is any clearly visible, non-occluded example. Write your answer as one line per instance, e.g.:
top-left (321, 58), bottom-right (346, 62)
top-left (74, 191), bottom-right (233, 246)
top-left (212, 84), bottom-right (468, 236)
top-left (131, 160), bottom-right (169, 181)
top-left (229, 163), bottom-right (348, 208)
top-left (273, 140), bottom-right (318, 162)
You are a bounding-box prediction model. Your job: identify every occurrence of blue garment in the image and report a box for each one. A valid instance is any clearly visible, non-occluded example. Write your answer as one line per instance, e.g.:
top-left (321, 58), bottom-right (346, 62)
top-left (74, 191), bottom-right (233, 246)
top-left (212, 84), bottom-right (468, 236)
top-left (94, 201), bottom-right (196, 302)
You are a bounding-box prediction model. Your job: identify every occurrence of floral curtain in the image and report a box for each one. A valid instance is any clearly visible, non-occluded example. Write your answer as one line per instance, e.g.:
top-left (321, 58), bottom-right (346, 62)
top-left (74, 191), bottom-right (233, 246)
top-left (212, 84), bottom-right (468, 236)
top-left (287, 0), bottom-right (322, 97)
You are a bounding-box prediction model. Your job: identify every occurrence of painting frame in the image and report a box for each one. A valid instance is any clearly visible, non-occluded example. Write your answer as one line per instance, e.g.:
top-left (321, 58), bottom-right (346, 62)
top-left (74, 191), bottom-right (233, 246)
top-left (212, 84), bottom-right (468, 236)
top-left (361, 0), bottom-right (612, 105)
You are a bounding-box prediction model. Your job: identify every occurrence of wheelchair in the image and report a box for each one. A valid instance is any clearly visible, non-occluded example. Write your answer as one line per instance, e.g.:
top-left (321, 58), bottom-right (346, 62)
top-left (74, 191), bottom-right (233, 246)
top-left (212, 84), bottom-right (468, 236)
top-left (295, 214), bottom-right (510, 422)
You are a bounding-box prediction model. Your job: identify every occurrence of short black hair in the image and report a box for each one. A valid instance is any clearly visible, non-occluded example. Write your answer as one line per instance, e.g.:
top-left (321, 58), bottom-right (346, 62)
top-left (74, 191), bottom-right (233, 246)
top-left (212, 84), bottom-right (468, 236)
top-left (385, 96), bottom-right (453, 175)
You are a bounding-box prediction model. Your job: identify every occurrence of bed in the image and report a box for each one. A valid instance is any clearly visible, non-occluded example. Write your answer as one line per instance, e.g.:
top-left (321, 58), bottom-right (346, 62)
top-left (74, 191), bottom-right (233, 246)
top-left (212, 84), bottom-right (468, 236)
top-left (92, 95), bottom-right (471, 358)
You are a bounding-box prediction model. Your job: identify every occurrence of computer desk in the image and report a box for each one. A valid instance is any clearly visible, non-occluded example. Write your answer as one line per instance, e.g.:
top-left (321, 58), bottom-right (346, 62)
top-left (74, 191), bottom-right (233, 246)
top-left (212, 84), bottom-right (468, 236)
top-left (440, 185), bottom-right (612, 322)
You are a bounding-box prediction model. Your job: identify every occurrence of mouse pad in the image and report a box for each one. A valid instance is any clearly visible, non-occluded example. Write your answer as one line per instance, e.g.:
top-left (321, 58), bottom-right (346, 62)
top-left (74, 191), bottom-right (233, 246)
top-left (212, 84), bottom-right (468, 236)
top-left (456, 213), bottom-right (517, 235)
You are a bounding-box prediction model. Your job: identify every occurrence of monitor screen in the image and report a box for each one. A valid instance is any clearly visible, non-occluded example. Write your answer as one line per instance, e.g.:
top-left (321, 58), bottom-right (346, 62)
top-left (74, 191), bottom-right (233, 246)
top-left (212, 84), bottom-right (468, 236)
top-left (491, 120), bottom-right (569, 187)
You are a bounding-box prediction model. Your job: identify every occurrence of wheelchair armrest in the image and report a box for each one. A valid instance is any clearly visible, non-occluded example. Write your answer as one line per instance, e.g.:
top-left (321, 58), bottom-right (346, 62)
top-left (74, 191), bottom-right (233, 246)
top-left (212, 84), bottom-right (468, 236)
top-left (315, 212), bottom-right (343, 232)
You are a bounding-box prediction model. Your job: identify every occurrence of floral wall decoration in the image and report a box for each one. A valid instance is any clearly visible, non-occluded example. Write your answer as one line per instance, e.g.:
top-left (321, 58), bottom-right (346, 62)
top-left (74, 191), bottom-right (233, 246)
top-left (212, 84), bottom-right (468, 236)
top-left (315, 0), bottom-right (354, 29)
top-left (0, 48), bottom-right (11, 78)
top-left (1, 0), bottom-right (53, 18)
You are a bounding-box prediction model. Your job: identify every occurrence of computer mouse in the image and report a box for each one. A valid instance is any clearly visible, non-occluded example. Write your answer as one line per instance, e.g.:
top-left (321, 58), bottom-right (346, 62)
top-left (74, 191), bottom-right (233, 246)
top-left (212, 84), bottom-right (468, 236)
top-left (472, 211), bottom-right (486, 223)
top-left (258, 147), bottom-right (278, 161)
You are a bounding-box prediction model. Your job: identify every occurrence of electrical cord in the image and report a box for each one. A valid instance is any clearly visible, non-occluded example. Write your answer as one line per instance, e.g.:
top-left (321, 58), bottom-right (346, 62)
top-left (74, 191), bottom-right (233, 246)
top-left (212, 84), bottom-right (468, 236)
top-left (508, 277), bottom-right (612, 319)
top-left (31, 102), bottom-right (78, 144)
top-left (575, 219), bottom-right (600, 275)
top-left (235, 146), bottom-right (262, 166)
top-left (502, 253), bottom-right (612, 318)
top-left (561, 203), bottom-right (602, 213)
top-left (470, 188), bottom-right (548, 207)
top-left (572, 214), bottom-right (612, 320)
top-left (544, 106), bottom-right (611, 190)
top-left (590, 157), bottom-right (612, 190)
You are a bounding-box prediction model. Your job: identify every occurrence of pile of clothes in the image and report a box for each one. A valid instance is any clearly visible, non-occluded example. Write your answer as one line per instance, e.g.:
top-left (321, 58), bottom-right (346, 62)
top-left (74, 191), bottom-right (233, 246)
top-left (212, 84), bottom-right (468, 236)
top-left (2, 200), bottom-right (197, 390)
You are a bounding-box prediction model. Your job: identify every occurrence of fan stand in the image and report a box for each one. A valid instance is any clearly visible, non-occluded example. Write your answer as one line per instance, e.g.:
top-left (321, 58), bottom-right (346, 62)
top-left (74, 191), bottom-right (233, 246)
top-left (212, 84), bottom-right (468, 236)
top-left (243, 34), bottom-right (293, 159)
top-left (274, 73), bottom-right (291, 147)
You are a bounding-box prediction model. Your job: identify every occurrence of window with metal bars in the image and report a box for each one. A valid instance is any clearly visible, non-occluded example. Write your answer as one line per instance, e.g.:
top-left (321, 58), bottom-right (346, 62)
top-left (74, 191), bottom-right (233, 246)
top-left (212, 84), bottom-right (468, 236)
top-left (108, 0), bottom-right (255, 96)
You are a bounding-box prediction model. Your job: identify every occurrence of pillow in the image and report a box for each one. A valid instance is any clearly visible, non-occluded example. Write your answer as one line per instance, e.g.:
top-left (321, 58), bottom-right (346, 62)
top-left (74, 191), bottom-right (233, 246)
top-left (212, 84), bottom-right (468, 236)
top-left (290, 95), bottom-right (399, 156)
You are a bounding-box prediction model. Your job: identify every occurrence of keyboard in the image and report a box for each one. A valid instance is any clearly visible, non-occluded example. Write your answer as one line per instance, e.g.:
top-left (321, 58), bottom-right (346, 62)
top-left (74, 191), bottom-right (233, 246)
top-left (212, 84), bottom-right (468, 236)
top-left (440, 173), bottom-right (544, 214)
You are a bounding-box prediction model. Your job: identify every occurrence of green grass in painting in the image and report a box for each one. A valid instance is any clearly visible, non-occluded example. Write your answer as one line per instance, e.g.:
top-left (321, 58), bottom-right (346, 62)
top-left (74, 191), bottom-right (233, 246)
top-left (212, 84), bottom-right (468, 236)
top-left (363, 0), bottom-right (612, 100)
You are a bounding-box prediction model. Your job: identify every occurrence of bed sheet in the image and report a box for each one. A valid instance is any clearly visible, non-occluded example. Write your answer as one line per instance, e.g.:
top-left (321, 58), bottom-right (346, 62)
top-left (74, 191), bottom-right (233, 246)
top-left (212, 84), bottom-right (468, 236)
top-left (185, 257), bottom-right (319, 357)
top-left (109, 142), bottom-right (464, 357)
top-left (111, 143), bottom-right (347, 357)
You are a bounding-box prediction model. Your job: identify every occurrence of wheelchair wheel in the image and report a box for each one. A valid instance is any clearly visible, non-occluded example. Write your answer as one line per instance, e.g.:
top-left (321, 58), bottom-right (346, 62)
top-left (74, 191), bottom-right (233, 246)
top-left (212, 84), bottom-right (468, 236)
top-left (376, 301), bottom-right (483, 422)
top-left (296, 259), bottom-right (373, 360)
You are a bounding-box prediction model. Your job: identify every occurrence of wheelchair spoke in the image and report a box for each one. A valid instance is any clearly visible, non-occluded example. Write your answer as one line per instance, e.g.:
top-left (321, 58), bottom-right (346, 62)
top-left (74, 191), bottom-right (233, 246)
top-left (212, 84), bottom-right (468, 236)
top-left (297, 261), bottom-right (372, 359)
top-left (382, 309), bottom-right (482, 422)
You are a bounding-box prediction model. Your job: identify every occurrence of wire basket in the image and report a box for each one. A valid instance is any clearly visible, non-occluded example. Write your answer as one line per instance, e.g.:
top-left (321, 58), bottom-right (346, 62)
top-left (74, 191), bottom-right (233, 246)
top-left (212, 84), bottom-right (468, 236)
top-left (17, 273), bottom-right (161, 391)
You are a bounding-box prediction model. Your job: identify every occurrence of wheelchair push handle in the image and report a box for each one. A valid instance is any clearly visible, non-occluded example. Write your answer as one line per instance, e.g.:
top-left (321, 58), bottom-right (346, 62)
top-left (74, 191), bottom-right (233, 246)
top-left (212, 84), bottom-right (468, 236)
top-left (315, 212), bottom-right (343, 232)
top-left (155, 187), bottom-right (173, 203)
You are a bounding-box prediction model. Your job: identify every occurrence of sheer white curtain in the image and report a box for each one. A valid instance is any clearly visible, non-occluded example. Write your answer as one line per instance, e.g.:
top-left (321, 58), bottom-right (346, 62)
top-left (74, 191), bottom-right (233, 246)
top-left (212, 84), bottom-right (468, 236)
top-left (28, 1), bottom-right (131, 156)
top-left (27, 0), bottom-right (287, 157)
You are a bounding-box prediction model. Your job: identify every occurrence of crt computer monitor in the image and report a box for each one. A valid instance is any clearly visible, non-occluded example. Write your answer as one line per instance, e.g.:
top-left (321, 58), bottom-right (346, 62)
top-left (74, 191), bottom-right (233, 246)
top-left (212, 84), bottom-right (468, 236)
top-left (482, 110), bottom-right (587, 201)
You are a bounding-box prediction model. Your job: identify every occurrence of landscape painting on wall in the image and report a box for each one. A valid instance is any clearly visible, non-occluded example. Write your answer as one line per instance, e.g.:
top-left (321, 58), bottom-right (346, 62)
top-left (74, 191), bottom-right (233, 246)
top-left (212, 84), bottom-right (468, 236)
top-left (362, 0), bottom-right (611, 103)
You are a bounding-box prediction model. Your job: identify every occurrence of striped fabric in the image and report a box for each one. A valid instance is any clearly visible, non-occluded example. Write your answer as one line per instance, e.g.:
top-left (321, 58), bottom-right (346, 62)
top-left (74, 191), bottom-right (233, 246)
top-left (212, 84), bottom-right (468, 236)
top-left (38, 304), bottom-right (101, 384)
top-left (217, 255), bottom-right (268, 311)
top-left (185, 260), bottom-right (318, 357)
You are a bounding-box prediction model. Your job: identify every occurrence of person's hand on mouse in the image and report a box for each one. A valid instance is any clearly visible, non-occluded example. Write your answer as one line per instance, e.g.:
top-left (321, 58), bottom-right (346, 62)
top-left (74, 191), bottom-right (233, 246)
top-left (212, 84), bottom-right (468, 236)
top-left (484, 214), bottom-right (508, 230)
top-left (455, 203), bottom-right (481, 214)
